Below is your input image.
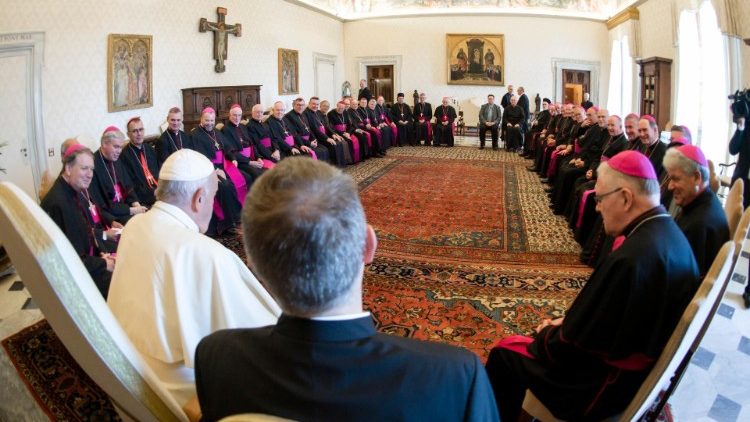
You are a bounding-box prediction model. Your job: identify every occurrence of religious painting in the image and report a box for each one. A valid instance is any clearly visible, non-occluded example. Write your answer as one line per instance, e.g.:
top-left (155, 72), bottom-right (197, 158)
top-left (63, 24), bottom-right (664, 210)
top-left (107, 34), bottom-right (153, 113)
top-left (278, 48), bottom-right (299, 95)
top-left (446, 34), bottom-right (504, 86)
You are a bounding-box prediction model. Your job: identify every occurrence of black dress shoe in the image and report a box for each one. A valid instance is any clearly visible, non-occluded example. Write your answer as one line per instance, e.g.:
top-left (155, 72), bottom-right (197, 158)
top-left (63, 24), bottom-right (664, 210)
top-left (479, 146), bottom-right (485, 150)
top-left (540, 178), bottom-right (550, 183)
top-left (544, 187), bottom-right (554, 193)
top-left (743, 290), bottom-right (750, 309)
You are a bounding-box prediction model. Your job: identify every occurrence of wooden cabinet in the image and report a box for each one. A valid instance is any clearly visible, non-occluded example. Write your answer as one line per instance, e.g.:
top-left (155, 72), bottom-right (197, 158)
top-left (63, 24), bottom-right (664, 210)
top-left (637, 57), bottom-right (671, 129)
top-left (181, 85), bottom-right (261, 132)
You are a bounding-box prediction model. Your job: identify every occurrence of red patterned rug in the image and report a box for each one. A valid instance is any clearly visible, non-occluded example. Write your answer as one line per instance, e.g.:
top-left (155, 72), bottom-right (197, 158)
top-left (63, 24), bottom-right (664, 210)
top-left (220, 146), bottom-right (592, 361)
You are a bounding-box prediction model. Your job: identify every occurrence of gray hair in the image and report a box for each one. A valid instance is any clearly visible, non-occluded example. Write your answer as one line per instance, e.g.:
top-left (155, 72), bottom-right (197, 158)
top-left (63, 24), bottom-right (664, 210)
top-left (663, 147), bottom-right (709, 186)
top-left (597, 161), bottom-right (660, 197)
top-left (155, 176), bottom-right (212, 207)
top-left (242, 158), bottom-right (367, 317)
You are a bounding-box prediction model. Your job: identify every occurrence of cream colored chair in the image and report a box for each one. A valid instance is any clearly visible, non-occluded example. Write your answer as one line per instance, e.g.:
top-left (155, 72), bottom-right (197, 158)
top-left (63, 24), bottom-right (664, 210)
top-left (732, 207), bottom-right (750, 263)
top-left (0, 182), bottom-right (187, 422)
top-left (522, 241), bottom-right (735, 422)
top-left (724, 178), bottom-right (744, 239)
top-left (219, 414), bottom-right (295, 422)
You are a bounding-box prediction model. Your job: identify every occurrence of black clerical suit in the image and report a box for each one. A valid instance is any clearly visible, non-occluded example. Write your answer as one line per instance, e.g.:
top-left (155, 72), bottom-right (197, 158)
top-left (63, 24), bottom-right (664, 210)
top-left (358, 86), bottom-right (372, 102)
top-left (390, 102), bottom-right (414, 146)
top-left (155, 129), bottom-right (193, 166)
top-left (304, 107), bottom-right (346, 167)
top-left (221, 121), bottom-right (265, 182)
top-left (413, 102), bottom-right (433, 146)
top-left (120, 142), bottom-right (159, 207)
top-left (433, 104), bottom-right (457, 147)
top-left (246, 118), bottom-right (280, 161)
top-left (41, 177), bottom-right (115, 298)
top-left (502, 105), bottom-right (525, 151)
top-left (267, 116), bottom-right (302, 159)
top-left (675, 187), bottom-right (730, 276)
top-left (190, 126), bottom-right (244, 235)
top-left (346, 108), bottom-right (375, 158)
top-left (487, 207), bottom-right (700, 422)
top-left (195, 314), bottom-right (499, 422)
top-left (90, 151), bottom-right (140, 225)
top-left (329, 109), bottom-right (367, 163)
top-left (284, 110), bottom-right (330, 162)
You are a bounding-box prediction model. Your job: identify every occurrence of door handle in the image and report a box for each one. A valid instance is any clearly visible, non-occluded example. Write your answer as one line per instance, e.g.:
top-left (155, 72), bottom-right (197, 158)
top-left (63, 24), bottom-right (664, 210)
top-left (20, 147), bottom-right (27, 157)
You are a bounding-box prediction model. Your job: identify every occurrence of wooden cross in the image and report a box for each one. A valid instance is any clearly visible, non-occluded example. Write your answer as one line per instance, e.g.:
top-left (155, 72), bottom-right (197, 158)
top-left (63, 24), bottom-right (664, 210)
top-left (199, 7), bottom-right (241, 73)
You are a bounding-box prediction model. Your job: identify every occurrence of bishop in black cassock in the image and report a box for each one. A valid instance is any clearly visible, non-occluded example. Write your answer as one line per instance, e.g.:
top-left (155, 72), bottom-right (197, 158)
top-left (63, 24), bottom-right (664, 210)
top-left (391, 93), bottom-right (414, 146)
top-left (121, 117), bottom-right (160, 207)
top-left (433, 99), bottom-right (457, 147)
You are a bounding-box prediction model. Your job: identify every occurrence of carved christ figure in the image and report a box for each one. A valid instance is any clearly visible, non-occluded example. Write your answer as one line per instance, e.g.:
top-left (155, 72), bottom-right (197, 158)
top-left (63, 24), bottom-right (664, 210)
top-left (199, 7), bottom-right (241, 73)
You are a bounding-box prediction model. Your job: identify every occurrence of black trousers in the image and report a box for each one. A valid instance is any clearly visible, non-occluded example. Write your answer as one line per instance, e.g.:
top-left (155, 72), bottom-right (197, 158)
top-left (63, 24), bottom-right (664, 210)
top-left (479, 124), bottom-right (499, 148)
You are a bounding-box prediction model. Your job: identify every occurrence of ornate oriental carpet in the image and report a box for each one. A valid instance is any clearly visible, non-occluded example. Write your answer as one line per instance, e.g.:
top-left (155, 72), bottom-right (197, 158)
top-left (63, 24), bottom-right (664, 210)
top-left (223, 146), bottom-right (592, 361)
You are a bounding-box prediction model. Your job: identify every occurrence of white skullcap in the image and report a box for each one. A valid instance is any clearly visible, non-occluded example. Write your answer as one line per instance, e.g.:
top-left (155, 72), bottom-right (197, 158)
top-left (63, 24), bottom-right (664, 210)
top-left (159, 149), bottom-right (214, 181)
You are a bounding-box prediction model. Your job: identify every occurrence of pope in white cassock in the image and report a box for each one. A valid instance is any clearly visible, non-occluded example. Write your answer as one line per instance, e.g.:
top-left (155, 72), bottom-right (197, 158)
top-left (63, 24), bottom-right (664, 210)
top-left (107, 149), bottom-right (281, 407)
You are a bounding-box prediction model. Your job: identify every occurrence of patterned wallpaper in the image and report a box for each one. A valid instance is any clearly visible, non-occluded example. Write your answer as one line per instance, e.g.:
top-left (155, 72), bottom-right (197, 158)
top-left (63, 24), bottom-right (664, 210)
top-left (0, 0), bottom-right (344, 173)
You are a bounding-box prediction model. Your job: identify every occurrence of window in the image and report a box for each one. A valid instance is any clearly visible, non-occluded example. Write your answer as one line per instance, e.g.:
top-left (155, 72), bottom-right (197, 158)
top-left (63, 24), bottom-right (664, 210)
top-left (675, 1), bottom-right (729, 166)
top-left (607, 35), bottom-right (633, 117)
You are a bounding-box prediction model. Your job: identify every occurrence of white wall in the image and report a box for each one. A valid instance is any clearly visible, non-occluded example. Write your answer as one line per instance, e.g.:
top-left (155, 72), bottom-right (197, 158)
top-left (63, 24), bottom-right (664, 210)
top-left (0, 0), bottom-right (344, 174)
top-left (343, 15), bottom-right (610, 125)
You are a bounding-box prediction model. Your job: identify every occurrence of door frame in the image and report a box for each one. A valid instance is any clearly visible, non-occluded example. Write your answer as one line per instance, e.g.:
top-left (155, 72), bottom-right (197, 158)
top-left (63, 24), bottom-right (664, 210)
top-left (0, 32), bottom-right (46, 198)
top-left (313, 52), bottom-right (337, 101)
top-left (551, 58), bottom-right (600, 106)
top-left (357, 55), bottom-right (402, 100)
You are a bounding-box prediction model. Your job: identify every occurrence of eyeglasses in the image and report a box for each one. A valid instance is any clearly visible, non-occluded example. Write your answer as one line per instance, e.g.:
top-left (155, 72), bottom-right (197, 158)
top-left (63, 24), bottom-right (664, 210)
top-left (594, 187), bottom-right (623, 203)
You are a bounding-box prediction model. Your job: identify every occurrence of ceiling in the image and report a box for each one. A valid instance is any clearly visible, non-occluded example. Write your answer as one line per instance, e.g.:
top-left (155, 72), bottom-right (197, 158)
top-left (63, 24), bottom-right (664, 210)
top-left (292, 0), bottom-right (623, 21)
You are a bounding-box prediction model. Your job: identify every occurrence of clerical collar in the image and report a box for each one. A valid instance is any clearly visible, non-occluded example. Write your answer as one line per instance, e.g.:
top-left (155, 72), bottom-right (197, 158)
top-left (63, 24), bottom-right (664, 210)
top-left (310, 311), bottom-right (371, 321)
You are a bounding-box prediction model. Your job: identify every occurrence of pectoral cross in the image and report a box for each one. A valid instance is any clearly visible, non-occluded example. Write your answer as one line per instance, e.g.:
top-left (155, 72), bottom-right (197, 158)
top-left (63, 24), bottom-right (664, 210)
top-left (199, 7), bottom-right (241, 73)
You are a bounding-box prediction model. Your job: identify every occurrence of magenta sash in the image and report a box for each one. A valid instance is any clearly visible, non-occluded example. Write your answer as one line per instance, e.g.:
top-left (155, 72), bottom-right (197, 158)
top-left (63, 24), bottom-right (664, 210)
top-left (284, 135), bottom-right (295, 147)
top-left (361, 130), bottom-right (372, 148)
top-left (318, 125), bottom-right (326, 136)
top-left (576, 189), bottom-right (596, 229)
top-left (302, 134), bottom-right (310, 142)
top-left (89, 203), bottom-right (101, 225)
top-left (335, 123), bottom-right (360, 162)
top-left (574, 140), bottom-right (582, 154)
top-left (262, 159), bottom-right (276, 169)
top-left (389, 122), bottom-right (398, 143)
top-left (240, 146), bottom-right (255, 160)
top-left (371, 127), bottom-right (382, 143)
top-left (493, 335), bottom-right (535, 359)
top-left (547, 151), bottom-right (560, 178)
top-left (259, 137), bottom-right (272, 149)
top-left (213, 151), bottom-right (248, 206)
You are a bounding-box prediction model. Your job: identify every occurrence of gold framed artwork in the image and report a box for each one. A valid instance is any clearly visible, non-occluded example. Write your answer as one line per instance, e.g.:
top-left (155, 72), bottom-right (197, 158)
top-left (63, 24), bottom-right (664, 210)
top-left (107, 34), bottom-right (153, 113)
top-left (447, 33), bottom-right (505, 86)
top-left (278, 48), bottom-right (299, 95)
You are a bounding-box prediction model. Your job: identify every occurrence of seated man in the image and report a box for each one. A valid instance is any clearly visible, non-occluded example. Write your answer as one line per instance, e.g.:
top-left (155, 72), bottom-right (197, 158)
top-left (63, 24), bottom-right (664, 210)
top-left (664, 145), bottom-right (729, 276)
top-left (41, 144), bottom-right (118, 298)
top-left (486, 150), bottom-right (700, 422)
top-left (433, 97), bottom-right (457, 147)
top-left (90, 126), bottom-right (148, 225)
top-left (120, 117), bottom-right (160, 207)
top-left (478, 94), bottom-right (502, 150)
top-left (156, 107), bottom-right (194, 165)
top-left (413, 92), bottom-right (433, 146)
top-left (195, 158), bottom-right (498, 422)
top-left (108, 149), bottom-right (281, 408)
top-left (502, 95), bottom-right (525, 151)
top-left (390, 92), bottom-right (414, 147)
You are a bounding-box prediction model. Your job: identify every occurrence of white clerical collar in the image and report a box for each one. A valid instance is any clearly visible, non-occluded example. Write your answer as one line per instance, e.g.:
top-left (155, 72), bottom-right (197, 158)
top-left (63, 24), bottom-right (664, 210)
top-left (152, 201), bottom-right (199, 232)
top-left (310, 311), bottom-right (370, 322)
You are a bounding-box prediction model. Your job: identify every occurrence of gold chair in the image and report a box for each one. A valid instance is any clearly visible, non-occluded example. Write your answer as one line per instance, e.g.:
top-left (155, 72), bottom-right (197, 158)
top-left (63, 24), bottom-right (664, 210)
top-left (724, 178), bottom-right (744, 239)
top-left (522, 241), bottom-right (736, 422)
top-left (732, 206), bottom-right (750, 263)
top-left (0, 182), bottom-right (187, 422)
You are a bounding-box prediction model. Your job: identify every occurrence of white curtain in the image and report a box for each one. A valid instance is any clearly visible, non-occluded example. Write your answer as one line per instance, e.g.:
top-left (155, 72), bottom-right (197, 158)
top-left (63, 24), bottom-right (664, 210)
top-left (697, 1), bottom-right (728, 166)
top-left (621, 36), bottom-right (633, 116)
top-left (607, 39), bottom-right (622, 116)
top-left (676, 9), bottom-right (700, 135)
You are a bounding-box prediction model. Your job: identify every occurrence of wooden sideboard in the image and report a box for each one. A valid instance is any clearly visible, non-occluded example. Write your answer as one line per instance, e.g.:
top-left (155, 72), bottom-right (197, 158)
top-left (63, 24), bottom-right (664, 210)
top-left (182, 85), bottom-right (261, 132)
top-left (637, 57), bottom-right (671, 130)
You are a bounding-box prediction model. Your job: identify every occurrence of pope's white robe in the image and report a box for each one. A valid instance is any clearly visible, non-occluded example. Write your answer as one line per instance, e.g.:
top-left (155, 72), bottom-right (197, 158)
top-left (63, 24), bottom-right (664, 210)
top-left (107, 201), bottom-right (281, 406)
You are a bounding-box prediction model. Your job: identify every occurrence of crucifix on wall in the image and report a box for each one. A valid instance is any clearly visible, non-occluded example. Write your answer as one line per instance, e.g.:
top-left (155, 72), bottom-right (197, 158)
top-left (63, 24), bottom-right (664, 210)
top-left (199, 7), bottom-right (241, 73)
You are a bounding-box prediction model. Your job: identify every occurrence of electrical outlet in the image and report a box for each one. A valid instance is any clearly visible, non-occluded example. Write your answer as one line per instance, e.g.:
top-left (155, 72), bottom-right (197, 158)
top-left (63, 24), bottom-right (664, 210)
top-left (48, 148), bottom-right (54, 157)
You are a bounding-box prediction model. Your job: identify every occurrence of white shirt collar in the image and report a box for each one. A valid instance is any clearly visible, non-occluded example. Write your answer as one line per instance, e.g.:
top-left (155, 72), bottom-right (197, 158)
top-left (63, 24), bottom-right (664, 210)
top-left (309, 311), bottom-right (371, 322)
top-left (152, 201), bottom-right (199, 232)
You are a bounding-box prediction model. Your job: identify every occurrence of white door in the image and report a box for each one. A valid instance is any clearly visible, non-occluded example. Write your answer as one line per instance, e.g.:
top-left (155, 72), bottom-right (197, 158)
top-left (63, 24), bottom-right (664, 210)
top-left (316, 61), bottom-right (335, 103)
top-left (0, 50), bottom-right (38, 199)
